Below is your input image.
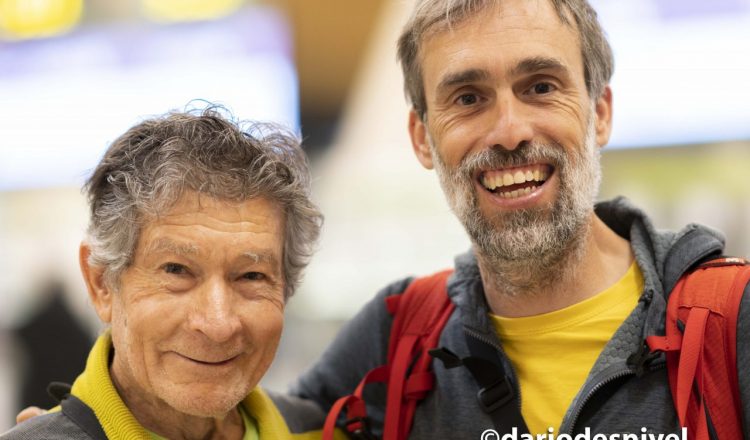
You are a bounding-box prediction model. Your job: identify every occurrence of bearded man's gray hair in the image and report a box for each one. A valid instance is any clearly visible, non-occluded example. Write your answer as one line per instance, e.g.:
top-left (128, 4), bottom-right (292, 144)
top-left (397, 0), bottom-right (614, 119)
top-left (84, 107), bottom-right (323, 299)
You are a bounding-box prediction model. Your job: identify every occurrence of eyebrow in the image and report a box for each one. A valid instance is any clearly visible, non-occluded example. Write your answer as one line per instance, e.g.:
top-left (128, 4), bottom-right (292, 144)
top-left (147, 240), bottom-right (281, 271)
top-left (241, 251), bottom-right (276, 264)
top-left (146, 238), bottom-right (200, 256)
top-left (436, 68), bottom-right (491, 93)
top-left (241, 250), bottom-right (281, 273)
top-left (510, 56), bottom-right (568, 77)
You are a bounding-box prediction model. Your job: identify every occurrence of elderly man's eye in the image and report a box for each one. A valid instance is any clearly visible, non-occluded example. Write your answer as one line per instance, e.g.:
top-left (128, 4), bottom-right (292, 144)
top-left (242, 272), bottom-right (266, 281)
top-left (163, 263), bottom-right (187, 275)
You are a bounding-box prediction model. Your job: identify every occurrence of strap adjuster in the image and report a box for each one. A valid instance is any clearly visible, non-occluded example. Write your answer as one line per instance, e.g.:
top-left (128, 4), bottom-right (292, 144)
top-left (429, 347), bottom-right (464, 369)
top-left (47, 381), bottom-right (72, 403)
top-left (344, 416), bottom-right (377, 440)
top-left (477, 376), bottom-right (515, 413)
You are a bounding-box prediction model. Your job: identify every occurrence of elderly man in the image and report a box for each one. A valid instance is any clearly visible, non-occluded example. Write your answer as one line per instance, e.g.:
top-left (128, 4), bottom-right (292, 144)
top-left (291, 0), bottom-right (750, 438)
top-left (2, 109), bottom-right (340, 439)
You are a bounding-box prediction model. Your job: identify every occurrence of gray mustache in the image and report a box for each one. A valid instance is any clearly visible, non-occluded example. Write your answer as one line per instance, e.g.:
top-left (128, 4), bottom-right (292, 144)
top-left (457, 142), bottom-right (566, 176)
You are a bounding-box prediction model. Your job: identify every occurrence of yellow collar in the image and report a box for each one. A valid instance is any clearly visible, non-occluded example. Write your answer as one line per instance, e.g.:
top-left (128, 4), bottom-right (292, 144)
top-left (70, 332), bottom-right (297, 439)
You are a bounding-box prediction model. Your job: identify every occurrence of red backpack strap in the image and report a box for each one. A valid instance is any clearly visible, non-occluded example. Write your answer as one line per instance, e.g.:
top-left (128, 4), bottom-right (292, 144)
top-left (647, 257), bottom-right (750, 440)
top-left (383, 269), bottom-right (455, 440)
top-left (323, 270), bottom-right (455, 440)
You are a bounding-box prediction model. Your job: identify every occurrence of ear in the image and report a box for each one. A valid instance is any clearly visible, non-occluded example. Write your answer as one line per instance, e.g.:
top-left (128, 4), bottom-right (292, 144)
top-left (79, 243), bottom-right (113, 323)
top-left (408, 109), bottom-right (434, 170)
top-left (594, 85), bottom-right (613, 148)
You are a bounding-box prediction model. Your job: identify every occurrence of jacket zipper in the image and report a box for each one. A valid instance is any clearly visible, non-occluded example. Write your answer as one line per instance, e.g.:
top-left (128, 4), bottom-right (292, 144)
top-left (562, 361), bottom-right (667, 434)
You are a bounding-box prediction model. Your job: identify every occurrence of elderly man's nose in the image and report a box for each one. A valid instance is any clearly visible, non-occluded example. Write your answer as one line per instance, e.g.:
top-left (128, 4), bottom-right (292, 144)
top-left (189, 279), bottom-right (242, 342)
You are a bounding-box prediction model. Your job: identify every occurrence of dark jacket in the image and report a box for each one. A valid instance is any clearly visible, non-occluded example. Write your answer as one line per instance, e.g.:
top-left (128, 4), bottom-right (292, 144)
top-left (0, 392), bottom-right (106, 440)
top-left (291, 197), bottom-right (750, 438)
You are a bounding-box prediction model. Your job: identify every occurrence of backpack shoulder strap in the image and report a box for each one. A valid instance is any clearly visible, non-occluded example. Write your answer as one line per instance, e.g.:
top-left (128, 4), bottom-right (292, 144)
top-left (382, 270), bottom-right (455, 440)
top-left (44, 381), bottom-right (108, 440)
top-left (647, 257), bottom-right (750, 440)
top-left (323, 270), bottom-right (455, 440)
top-left (384, 269), bottom-right (455, 362)
top-left (61, 395), bottom-right (108, 440)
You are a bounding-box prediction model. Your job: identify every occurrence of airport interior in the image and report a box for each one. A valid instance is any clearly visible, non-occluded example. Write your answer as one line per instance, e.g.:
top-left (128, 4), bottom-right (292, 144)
top-left (0, 0), bottom-right (749, 431)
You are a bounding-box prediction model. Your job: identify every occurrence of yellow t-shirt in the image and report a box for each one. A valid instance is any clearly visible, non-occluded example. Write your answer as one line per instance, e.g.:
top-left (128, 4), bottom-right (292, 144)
top-left (490, 262), bottom-right (644, 435)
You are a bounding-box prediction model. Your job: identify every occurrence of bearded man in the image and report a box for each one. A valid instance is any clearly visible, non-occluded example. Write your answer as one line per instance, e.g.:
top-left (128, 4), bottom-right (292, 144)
top-left (290, 0), bottom-right (750, 438)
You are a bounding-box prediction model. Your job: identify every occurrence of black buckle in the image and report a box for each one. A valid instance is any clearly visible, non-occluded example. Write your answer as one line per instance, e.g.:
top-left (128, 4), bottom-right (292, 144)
top-left (345, 416), bottom-right (377, 440)
top-left (476, 377), bottom-right (514, 414)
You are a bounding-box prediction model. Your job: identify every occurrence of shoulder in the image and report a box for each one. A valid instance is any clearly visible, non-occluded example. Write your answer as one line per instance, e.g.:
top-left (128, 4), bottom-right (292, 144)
top-left (244, 388), bottom-right (348, 440)
top-left (0, 411), bottom-right (91, 440)
top-left (267, 391), bottom-right (327, 433)
top-left (343, 275), bottom-right (417, 328)
top-left (378, 276), bottom-right (416, 299)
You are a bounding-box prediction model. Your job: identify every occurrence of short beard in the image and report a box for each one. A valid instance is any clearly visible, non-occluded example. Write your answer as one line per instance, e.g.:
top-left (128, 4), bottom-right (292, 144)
top-left (430, 120), bottom-right (601, 297)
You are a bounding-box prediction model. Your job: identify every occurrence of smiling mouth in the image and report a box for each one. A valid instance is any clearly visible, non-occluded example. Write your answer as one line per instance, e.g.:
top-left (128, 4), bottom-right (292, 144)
top-left (479, 164), bottom-right (553, 199)
top-left (183, 355), bottom-right (238, 366)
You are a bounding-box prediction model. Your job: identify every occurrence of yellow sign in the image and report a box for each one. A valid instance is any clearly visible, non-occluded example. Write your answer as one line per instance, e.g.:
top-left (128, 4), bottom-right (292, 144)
top-left (141, 0), bottom-right (244, 22)
top-left (0, 0), bottom-right (82, 40)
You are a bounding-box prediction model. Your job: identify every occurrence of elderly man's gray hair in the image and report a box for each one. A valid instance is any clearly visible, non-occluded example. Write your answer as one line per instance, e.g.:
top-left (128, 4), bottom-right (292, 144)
top-left (84, 107), bottom-right (322, 299)
top-left (397, 0), bottom-right (614, 120)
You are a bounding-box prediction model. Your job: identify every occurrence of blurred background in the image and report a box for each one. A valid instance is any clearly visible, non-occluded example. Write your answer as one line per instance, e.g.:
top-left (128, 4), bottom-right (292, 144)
top-left (0, 0), bottom-right (749, 430)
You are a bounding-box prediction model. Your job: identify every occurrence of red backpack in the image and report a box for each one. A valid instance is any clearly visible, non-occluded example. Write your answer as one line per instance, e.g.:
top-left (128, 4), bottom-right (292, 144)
top-left (323, 258), bottom-right (750, 440)
top-left (647, 257), bottom-right (750, 440)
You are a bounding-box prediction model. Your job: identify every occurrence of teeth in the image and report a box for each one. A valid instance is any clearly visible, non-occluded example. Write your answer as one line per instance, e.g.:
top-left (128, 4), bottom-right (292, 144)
top-left (482, 175), bottom-right (495, 190)
top-left (497, 185), bottom-right (541, 199)
top-left (481, 166), bottom-right (551, 191)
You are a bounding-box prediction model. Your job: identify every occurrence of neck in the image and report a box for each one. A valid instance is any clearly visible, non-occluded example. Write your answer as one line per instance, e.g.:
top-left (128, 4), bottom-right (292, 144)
top-left (478, 213), bottom-right (633, 318)
top-left (110, 362), bottom-right (245, 440)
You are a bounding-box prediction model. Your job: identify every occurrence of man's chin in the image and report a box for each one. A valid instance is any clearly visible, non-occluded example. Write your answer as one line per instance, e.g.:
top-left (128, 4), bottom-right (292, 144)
top-left (157, 384), bottom-right (250, 418)
top-left (468, 210), bottom-right (580, 262)
top-left (467, 208), bottom-right (549, 242)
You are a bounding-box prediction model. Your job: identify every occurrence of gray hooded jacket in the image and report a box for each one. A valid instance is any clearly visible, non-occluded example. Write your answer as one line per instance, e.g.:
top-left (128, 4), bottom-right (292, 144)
top-left (291, 197), bottom-right (750, 438)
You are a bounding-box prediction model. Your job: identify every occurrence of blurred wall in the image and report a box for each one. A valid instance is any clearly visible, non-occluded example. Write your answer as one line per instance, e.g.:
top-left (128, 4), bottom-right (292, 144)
top-left (599, 143), bottom-right (750, 258)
